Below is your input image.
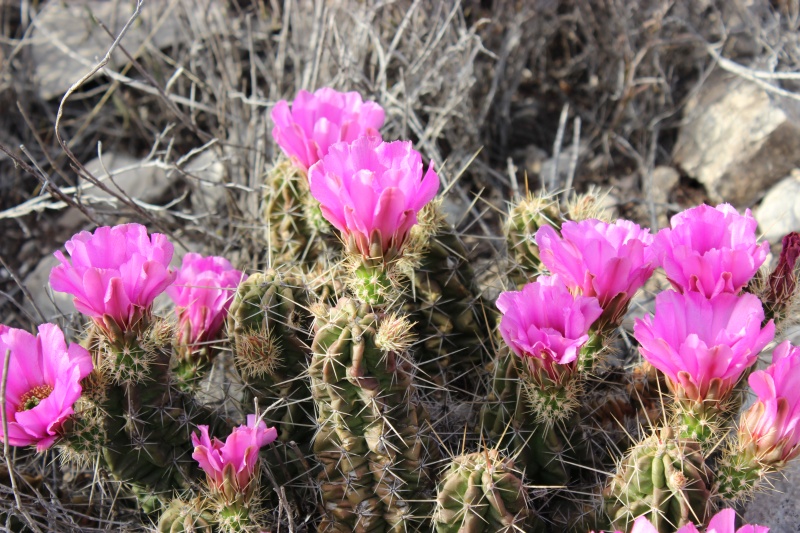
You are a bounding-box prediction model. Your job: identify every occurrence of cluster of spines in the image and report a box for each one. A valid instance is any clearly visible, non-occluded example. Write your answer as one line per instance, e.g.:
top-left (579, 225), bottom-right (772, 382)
top-left (309, 298), bottom-right (438, 532)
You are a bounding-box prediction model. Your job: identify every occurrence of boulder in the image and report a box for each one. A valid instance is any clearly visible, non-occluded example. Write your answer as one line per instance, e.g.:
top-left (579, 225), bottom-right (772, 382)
top-left (673, 71), bottom-right (800, 206)
top-left (755, 170), bottom-right (800, 243)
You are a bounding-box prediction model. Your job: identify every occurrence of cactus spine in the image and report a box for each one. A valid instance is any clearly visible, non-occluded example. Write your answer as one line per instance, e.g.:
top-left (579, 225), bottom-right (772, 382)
top-left (433, 450), bottom-right (534, 533)
top-left (603, 427), bottom-right (713, 533)
top-left (310, 298), bottom-right (437, 532)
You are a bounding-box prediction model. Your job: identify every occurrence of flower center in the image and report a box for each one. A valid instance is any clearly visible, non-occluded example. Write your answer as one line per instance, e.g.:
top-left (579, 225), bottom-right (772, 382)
top-left (17, 385), bottom-right (54, 412)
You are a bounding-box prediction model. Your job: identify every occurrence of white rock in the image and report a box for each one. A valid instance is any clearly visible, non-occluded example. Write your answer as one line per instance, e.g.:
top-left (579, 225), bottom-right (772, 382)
top-left (755, 170), bottom-right (800, 243)
top-left (673, 72), bottom-right (800, 206)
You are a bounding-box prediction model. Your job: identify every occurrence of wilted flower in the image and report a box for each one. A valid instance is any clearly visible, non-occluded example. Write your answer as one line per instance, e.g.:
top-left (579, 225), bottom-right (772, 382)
top-left (497, 275), bottom-right (603, 381)
top-left (166, 253), bottom-right (245, 351)
top-left (0, 323), bottom-right (93, 451)
top-left (49, 224), bottom-right (175, 334)
top-left (651, 204), bottom-right (769, 298)
top-left (308, 136), bottom-right (439, 260)
top-left (192, 414), bottom-right (277, 503)
top-left (634, 290), bottom-right (774, 403)
top-left (271, 87), bottom-right (385, 171)
top-left (535, 219), bottom-right (655, 326)
top-left (740, 341), bottom-right (800, 464)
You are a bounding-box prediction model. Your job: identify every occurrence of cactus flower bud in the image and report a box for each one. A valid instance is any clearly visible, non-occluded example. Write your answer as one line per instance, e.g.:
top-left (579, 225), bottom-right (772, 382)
top-left (535, 218), bottom-right (655, 326)
top-left (308, 136), bottom-right (439, 261)
top-left (497, 275), bottom-right (602, 382)
top-left (0, 323), bottom-right (93, 451)
top-left (191, 415), bottom-right (277, 504)
top-left (766, 232), bottom-right (800, 314)
top-left (271, 87), bottom-right (385, 171)
top-left (49, 223), bottom-right (176, 335)
top-left (651, 204), bottom-right (769, 298)
top-left (634, 290), bottom-right (774, 404)
top-left (740, 341), bottom-right (800, 465)
top-left (167, 253), bottom-right (245, 352)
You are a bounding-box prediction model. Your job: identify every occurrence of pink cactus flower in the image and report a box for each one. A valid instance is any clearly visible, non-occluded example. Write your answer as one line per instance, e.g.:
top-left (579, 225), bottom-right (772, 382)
top-left (609, 509), bottom-right (768, 533)
top-left (192, 414), bottom-right (277, 503)
top-left (651, 204), bottom-right (769, 298)
top-left (166, 253), bottom-right (245, 350)
top-left (0, 323), bottom-right (93, 451)
top-left (308, 136), bottom-right (439, 260)
top-left (634, 290), bottom-right (774, 403)
top-left (497, 275), bottom-right (603, 381)
top-left (535, 219), bottom-right (655, 325)
top-left (741, 341), bottom-right (800, 464)
top-left (49, 224), bottom-right (176, 333)
top-left (271, 88), bottom-right (385, 171)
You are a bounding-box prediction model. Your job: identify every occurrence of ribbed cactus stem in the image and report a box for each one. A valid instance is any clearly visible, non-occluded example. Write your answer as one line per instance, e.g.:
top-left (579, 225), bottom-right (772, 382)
top-left (227, 268), bottom-right (315, 443)
top-left (262, 158), bottom-right (330, 263)
top-left (433, 450), bottom-right (531, 533)
top-left (71, 321), bottom-right (230, 506)
top-left (603, 427), bottom-right (712, 533)
top-left (713, 452), bottom-right (766, 504)
top-left (310, 298), bottom-right (436, 532)
top-left (479, 347), bottom-right (578, 486)
top-left (505, 194), bottom-right (560, 282)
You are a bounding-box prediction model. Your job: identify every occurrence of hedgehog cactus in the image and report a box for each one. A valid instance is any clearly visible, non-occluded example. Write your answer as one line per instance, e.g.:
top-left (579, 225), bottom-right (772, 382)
top-left (310, 298), bottom-right (437, 532)
top-left (505, 193), bottom-right (560, 283)
top-left (604, 427), bottom-right (713, 533)
top-left (402, 202), bottom-right (494, 391)
top-left (433, 450), bottom-right (534, 533)
top-left (262, 158), bottom-right (331, 264)
top-left (227, 268), bottom-right (317, 443)
top-left (479, 346), bottom-right (573, 486)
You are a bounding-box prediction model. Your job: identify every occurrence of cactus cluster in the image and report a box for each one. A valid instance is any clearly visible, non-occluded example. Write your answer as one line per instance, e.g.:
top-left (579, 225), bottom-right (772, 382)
top-left (4, 87), bottom-right (799, 533)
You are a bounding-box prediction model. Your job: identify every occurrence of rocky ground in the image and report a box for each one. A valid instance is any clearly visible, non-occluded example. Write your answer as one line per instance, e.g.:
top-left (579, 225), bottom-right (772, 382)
top-left (1, 0), bottom-right (800, 530)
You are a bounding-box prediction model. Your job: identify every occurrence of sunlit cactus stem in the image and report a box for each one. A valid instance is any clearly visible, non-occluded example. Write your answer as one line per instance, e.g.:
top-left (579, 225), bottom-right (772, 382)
top-left (505, 192), bottom-right (561, 284)
top-left (433, 450), bottom-right (535, 533)
top-left (603, 427), bottom-right (712, 533)
top-left (310, 298), bottom-right (437, 532)
top-left (262, 158), bottom-right (332, 263)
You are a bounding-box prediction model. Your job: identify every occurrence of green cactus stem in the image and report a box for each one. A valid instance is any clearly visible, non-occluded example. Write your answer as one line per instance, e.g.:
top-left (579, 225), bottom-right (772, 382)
top-left (479, 346), bottom-right (578, 487)
top-left (603, 427), bottom-right (713, 533)
top-left (505, 193), bottom-right (561, 285)
top-left (227, 268), bottom-right (317, 444)
top-left (67, 321), bottom-right (230, 507)
top-left (310, 298), bottom-right (438, 532)
top-left (262, 158), bottom-right (331, 264)
top-left (433, 450), bottom-right (534, 533)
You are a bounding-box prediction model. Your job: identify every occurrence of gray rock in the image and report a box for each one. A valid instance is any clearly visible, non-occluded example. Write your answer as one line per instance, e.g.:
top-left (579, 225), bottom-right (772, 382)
top-left (181, 149), bottom-right (228, 211)
top-left (30, 1), bottom-right (225, 100)
top-left (58, 152), bottom-right (171, 228)
top-left (755, 170), bottom-right (800, 243)
top-left (744, 460), bottom-right (800, 530)
top-left (648, 166), bottom-right (680, 228)
top-left (22, 254), bottom-right (75, 322)
top-left (673, 71), bottom-right (800, 207)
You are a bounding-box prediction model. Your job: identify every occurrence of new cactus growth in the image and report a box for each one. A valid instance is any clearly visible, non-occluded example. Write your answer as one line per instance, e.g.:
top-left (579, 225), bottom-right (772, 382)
top-left (604, 427), bottom-right (713, 533)
top-left (310, 298), bottom-right (437, 532)
top-left (433, 450), bottom-right (533, 533)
